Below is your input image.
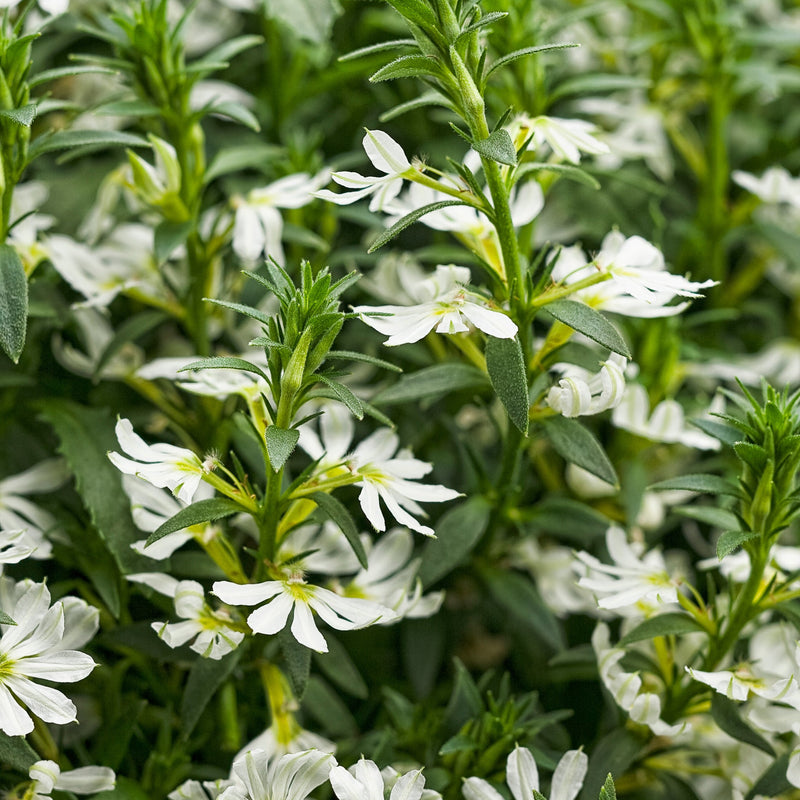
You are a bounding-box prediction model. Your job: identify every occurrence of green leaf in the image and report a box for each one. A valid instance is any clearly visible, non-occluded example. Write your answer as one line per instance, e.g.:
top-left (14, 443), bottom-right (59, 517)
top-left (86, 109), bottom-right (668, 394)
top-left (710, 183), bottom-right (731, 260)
top-left (280, 628), bottom-right (312, 698)
top-left (419, 497), bottom-right (491, 587)
top-left (472, 128), bottom-right (517, 166)
top-left (0, 610), bottom-right (14, 624)
top-left (265, 426), bottom-right (300, 472)
top-left (527, 498), bottom-right (609, 545)
top-left (95, 99), bottom-right (161, 117)
top-left (265, 0), bottom-right (343, 43)
top-left (486, 336), bottom-right (529, 434)
top-left (370, 54), bottom-right (444, 83)
top-left (38, 401), bottom-right (152, 575)
top-left (542, 416), bottom-right (618, 486)
top-left (309, 491), bottom-right (368, 569)
top-left (178, 356), bottom-right (270, 383)
top-left (710, 693), bottom-right (775, 757)
top-left (0, 103), bottom-right (37, 126)
top-left (316, 375), bottom-right (364, 419)
top-left (0, 244), bottom-right (27, 363)
top-left (181, 648), bottom-right (242, 738)
top-left (146, 498), bottom-right (243, 547)
top-left (27, 129), bottom-right (149, 162)
top-left (304, 676), bottom-right (359, 736)
top-left (372, 363), bottom-right (489, 405)
top-left (649, 474), bottom-right (739, 495)
top-left (439, 733), bottom-right (477, 755)
top-left (444, 658), bottom-right (484, 731)
top-left (484, 42), bottom-right (579, 82)
top-left (339, 38), bottom-right (416, 61)
top-left (313, 634), bottom-right (369, 699)
top-left (543, 300), bottom-right (631, 358)
top-left (204, 101), bottom-right (261, 132)
top-left (154, 220), bottom-right (193, 264)
top-left (455, 11), bottom-right (508, 42)
top-left (29, 65), bottom-right (116, 88)
top-left (0, 731), bottom-right (38, 771)
top-left (325, 350), bottom-right (402, 373)
top-left (598, 774), bottom-right (617, 800)
top-left (716, 530), bottom-right (759, 560)
top-left (93, 310), bottom-right (167, 380)
top-left (514, 162), bottom-right (601, 190)
top-left (367, 201), bottom-right (471, 252)
top-left (380, 90), bottom-right (453, 122)
top-left (205, 143), bottom-right (283, 183)
top-left (675, 506), bottom-right (740, 530)
top-left (205, 298), bottom-right (273, 326)
top-left (580, 730), bottom-right (641, 800)
top-left (618, 612), bottom-right (704, 647)
top-left (93, 776), bottom-right (151, 800)
top-left (689, 417), bottom-right (740, 446)
top-left (746, 752), bottom-right (793, 800)
top-left (201, 35), bottom-right (264, 66)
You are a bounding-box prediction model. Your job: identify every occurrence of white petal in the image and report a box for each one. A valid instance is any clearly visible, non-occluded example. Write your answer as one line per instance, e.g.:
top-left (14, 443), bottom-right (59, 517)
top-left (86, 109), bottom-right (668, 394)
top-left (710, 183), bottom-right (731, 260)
top-left (56, 766), bottom-right (116, 794)
top-left (247, 592), bottom-right (294, 635)
top-left (290, 601), bottom-right (328, 652)
top-left (550, 750), bottom-right (587, 800)
top-left (506, 746), bottom-right (540, 800)
top-left (363, 130), bottom-right (411, 174)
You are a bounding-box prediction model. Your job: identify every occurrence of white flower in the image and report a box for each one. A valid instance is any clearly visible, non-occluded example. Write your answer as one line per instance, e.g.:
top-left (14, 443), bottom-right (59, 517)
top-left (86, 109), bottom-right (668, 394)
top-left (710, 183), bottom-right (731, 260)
top-left (0, 581), bottom-right (96, 735)
top-left (212, 572), bottom-right (396, 653)
top-left (28, 760), bottom-right (115, 800)
top-left (235, 725), bottom-right (336, 766)
top-left (315, 129), bottom-right (414, 211)
top-left (297, 401), bottom-right (356, 471)
top-left (0, 528), bottom-right (37, 569)
top-left (233, 172), bottom-right (329, 265)
top-left (169, 779), bottom-right (234, 800)
top-left (575, 526), bottom-right (680, 612)
top-left (8, 182), bottom-right (54, 276)
top-left (611, 384), bottom-right (721, 450)
top-left (546, 354), bottom-right (627, 417)
top-left (331, 758), bottom-right (427, 800)
top-left (512, 115), bottom-right (610, 164)
top-left (220, 748), bottom-right (336, 800)
top-left (108, 418), bottom-right (210, 504)
top-left (128, 573), bottom-right (245, 659)
top-left (463, 745), bottom-right (587, 800)
top-left (353, 264), bottom-right (517, 345)
top-left (686, 664), bottom-right (800, 705)
top-left (0, 458), bottom-right (69, 559)
top-left (733, 166), bottom-right (800, 207)
top-left (279, 521), bottom-right (365, 576)
top-left (349, 428), bottom-right (461, 536)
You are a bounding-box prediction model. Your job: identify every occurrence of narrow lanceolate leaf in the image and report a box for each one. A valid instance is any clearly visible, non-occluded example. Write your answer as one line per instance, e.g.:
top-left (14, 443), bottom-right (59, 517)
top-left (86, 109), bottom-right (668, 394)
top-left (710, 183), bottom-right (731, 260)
top-left (372, 363), bottom-right (489, 405)
top-left (370, 54), bottom-right (444, 83)
top-left (146, 498), bottom-right (243, 547)
top-left (689, 417), bottom-right (741, 446)
top-left (483, 42), bottom-right (579, 82)
top-left (472, 128), bottom-right (517, 166)
top-left (0, 244), bottom-right (27, 363)
top-left (542, 416), bottom-right (618, 486)
top-left (338, 38), bottom-right (416, 61)
top-left (317, 375), bottom-right (364, 419)
top-left (486, 336), bottom-right (529, 435)
top-left (205, 298), bottom-right (273, 326)
top-left (419, 497), bottom-right (491, 587)
top-left (325, 350), bottom-right (402, 372)
top-left (544, 300), bottom-right (631, 358)
top-left (204, 101), bottom-right (261, 132)
top-left (0, 103), bottom-right (37, 126)
top-left (455, 11), bottom-right (508, 42)
top-left (618, 612), bottom-right (704, 647)
top-left (314, 634), bottom-right (369, 699)
top-left (716, 530), bottom-right (759, 560)
top-left (181, 648), bottom-right (242, 738)
top-left (368, 201), bottom-right (471, 253)
top-left (309, 491), bottom-right (368, 569)
top-left (27, 129), bottom-right (149, 162)
top-left (28, 64), bottom-right (116, 88)
top-left (265, 426), bottom-right (300, 472)
top-left (676, 506), bottom-right (740, 530)
top-left (178, 356), bottom-right (270, 383)
top-left (514, 161), bottom-right (601, 190)
top-left (649, 474), bottom-right (739, 496)
top-left (710, 694), bottom-right (776, 757)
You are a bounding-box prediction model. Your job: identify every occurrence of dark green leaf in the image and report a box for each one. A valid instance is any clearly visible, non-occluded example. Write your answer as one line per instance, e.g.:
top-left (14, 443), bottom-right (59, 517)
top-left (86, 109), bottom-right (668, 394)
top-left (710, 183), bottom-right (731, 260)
top-left (370, 54), bottom-right (443, 82)
top-left (146, 498), bottom-right (243, 547)
top-left (0, 103), bottom-right (37, 126)
top-left (28, 129), bottom-right (149, 162)
top-left (579, 730), bottom-right (641, 800)
top-left (486, 336), bottom-right (529, 434)
top-left (439, 733), bottom-right (476, 755)
top-left (455, 11), bottom-right (508, 42)
top-left (689, 417), bottom-right (740, 446)
top-left (280, 628), bottom-right (312, 698)
top-left (527, 498), bottom-right (609, 545)
top-left (204, 101), bottom-right (261, 132)
top-left (181, 648), bottom-right (242, 738)
top-left (313, 634), bottom-right (368, 699)
top-left (316, 375), bottom-right (364, 419)
top-left (484, 42), bottom-right (579, 82)
top-left (649, 474), bottom-right (738, 495)
top-left (93, 310), bottom-right (167, 379)
top-left (419, 497), bottom-right (491, 587)
top-left (373, 363), bottom-right (489, 405)
top-left (205, 143), bottom-right (284, 183)
top-left (339, 38), bottom-right (416, 61)
top-left (325, 350), bottom-right (402, 372)
top-left (265, 426), bottom-right (300, 472)
top-left (746, 752), bottom-right (793, 799)
top-left (710, 693), bottom-right (775, 757)
top-left (514, 162), bottom-right (601, 190)
top-left (444, 659), bottom-right (484, 732)
top-left (95, 99), bottom-right (161, 117)
top-left (29, 65), bottom-right (116, 88)
top-left (0, 244), bottom-right (27, 363)
top-left (542, 416), bottom-right (618, 486)
top-left (309, 491), bottom-right (368, 569)
top-left (178, 356), bottom-right (270, 383)
top-left (154, 220), bottom-right (192, 264)
top-left (205, 298), bottom-right (273, 326)
top-left (618, 612), bottom-right (704, 646)
top-left (473, 128), bottom-right (517, 166)
top-left (367, 201), bottom-right (471, 253)
top-left (544, 300), bottom-right (631, 358)
top-left (675, 506), bottom-right (740, 530)
top-left (0, 731), bottom-right (38, 771)
top-left (304, 676), bottom-right (359, 737)
top-left (716, 530), bottom-right (759, 560)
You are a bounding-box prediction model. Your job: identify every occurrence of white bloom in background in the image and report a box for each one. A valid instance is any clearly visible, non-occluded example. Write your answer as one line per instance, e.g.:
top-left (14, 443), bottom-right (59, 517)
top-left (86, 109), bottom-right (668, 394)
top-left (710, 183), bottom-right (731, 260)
top-left (233, 171), bottom-right (329, 265)
top-left (353, 264), bottom-right (517, 345)
top-left (592, 622), bottom-right (686, 737)
top-left (331, 758), bottom-right (427, 800)
top-left (0, 581), bottom-right (96, 735)
top-left (512, 114), bottom-right (610, 164)
top-left (349, 428), bottom-right (461, 536)
top-left (279, 520), bottom-right (364, 576)
top-left (109, 418), bottom-right (210, 504)
top-left (221, 748), bottom-right (336, 800)
top-left (611, 383), bottom-right (721, 450)
top-left (0, 528), bottom-right (37, 569)
top-left (169, 779), bottom-right (234, 800)
top-left (213, 572), bottom-right (396, 653)
top-left (315, 129), bottom-right (415, 211)
top-left (733, 166), bottom-right (800, 207)
top-left (698, 543), bottom-right (800, 584)
top-left (27, 760), bottom-right (115, 800)
top-left (686, 663), bottom-right (800, 705)
top-left (128, 573), bottom-right (244, 659)
top-left (297, 401), bottom-right (356, 472)
top-left (235, 725), bottom-right (336, 766)
top-left (575, 526), bottom-right (680, 612)
top-left (0, 458), bottom-right (69, 559)
top-left (463, 745), bottom-right (587, 800)
top-left (8, 182), bottom-right (54, 276)
top-left (546, 354), bottom-right (627, 417)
